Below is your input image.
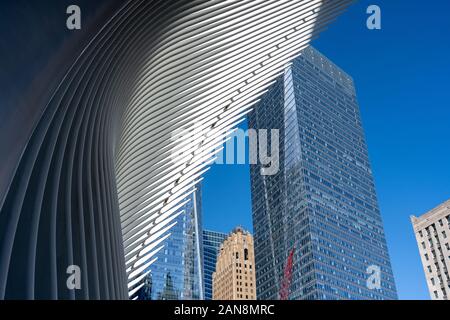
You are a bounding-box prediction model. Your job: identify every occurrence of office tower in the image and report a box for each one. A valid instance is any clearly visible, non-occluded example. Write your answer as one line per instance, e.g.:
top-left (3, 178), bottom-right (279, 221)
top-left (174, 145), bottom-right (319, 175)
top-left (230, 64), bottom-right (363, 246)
top-left (411, 199), bottom-right (450, 300)
top-left (203, 230), bottom-right (228, 300)
top-left (212, 227), bottom-right (256, 300)
top-left (0, 0), bottom-right (352, 299)
top-left (136, 185), bottom-right (204, 300)
top-left (249, 46), bottom-right (397, 300)
top-left (136, 273), bottom-right (153, 300)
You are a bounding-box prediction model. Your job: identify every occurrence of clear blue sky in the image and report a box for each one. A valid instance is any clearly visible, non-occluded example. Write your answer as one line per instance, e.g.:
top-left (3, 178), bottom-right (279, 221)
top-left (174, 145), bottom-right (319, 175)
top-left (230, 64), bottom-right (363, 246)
top-left (202, 0), bottom-right (450, 300)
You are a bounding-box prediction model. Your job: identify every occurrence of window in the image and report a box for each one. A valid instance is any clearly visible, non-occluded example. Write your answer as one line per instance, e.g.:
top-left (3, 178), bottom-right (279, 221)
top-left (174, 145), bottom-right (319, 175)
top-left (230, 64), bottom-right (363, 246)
top-left (244, 248), bottom-right (249, 260)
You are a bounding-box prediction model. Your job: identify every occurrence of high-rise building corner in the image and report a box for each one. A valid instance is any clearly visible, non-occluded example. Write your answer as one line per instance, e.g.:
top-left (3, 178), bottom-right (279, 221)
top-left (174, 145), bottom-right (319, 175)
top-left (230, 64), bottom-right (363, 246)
top-left (249, 46), bottom-right (397, 300)
top-left (411, 199), bottom-right (450, 300)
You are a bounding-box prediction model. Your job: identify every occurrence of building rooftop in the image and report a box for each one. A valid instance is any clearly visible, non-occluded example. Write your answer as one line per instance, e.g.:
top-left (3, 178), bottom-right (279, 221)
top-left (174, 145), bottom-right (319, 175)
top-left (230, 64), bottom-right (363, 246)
top-left (410, 198), bottom-right (450, 230)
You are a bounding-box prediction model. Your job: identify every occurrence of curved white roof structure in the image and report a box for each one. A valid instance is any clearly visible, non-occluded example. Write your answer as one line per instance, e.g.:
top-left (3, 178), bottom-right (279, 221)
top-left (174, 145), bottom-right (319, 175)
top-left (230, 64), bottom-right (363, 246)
top-left (116, 0), bottom-right (354, 298)
top-left (0, 0), bottom-right (353, 299)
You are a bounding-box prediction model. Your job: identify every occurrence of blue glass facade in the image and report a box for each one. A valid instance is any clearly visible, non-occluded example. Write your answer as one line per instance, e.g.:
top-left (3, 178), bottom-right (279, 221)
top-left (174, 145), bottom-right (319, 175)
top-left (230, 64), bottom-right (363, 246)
top-left (138, 185), bottom-right (204, 300)
top-left (203, 230), bottom-right (228, 300)
top-left (249, 46), bottom-right (397, 300)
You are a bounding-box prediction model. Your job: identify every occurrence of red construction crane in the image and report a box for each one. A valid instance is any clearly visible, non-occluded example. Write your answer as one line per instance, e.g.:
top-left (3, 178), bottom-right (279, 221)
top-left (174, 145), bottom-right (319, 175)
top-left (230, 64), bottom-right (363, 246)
top-left (279, 247), bottom-right (295, 300)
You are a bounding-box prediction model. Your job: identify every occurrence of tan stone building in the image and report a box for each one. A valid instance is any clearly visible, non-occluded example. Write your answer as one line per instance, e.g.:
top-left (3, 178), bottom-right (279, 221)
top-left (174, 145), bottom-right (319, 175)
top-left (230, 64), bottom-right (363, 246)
top-left (212, 227), bottom-right (256, 300)
top-left (411, 199), bottom-right (450, 300)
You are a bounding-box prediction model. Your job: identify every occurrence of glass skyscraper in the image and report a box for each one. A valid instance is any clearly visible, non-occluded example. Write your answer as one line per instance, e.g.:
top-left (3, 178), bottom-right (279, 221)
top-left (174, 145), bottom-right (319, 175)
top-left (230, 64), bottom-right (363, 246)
top-left (249, 46), bottom-right (397, 300)
top-left (137, 185), bottom-right (204, 300)
top-left (203, 230), bottom-right (228, 300)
